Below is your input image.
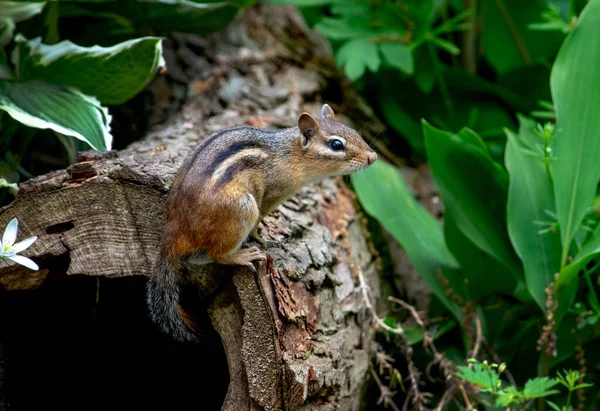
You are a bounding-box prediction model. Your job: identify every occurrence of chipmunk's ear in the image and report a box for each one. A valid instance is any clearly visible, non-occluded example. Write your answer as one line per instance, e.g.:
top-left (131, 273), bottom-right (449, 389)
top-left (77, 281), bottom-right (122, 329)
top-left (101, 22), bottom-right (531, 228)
top-left (321, 104), bottom-right (335, 120)
top-left (298, 112), bottom-right (318, 146)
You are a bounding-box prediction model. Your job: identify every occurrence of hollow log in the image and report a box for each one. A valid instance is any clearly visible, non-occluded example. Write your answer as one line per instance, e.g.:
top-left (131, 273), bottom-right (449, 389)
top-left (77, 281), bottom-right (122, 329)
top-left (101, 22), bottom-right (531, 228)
top-left (0, 4), bottom-right (383, 411)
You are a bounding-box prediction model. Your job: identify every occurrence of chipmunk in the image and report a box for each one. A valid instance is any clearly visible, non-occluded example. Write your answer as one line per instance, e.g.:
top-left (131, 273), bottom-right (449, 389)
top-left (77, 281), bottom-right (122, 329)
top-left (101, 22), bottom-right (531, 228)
top-left (146, 104), bottom-right (377, 342)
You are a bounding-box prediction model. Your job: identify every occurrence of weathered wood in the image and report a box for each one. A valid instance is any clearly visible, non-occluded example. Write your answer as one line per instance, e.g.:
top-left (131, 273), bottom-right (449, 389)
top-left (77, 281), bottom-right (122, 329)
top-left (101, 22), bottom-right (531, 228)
top-left (0, 4), bottom-right (382, 410)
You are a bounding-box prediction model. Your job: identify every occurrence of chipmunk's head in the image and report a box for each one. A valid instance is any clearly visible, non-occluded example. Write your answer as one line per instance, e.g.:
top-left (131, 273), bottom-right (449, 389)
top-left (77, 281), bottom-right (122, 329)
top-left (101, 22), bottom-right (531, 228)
top-left (297, 104), bottom-right (377, 177)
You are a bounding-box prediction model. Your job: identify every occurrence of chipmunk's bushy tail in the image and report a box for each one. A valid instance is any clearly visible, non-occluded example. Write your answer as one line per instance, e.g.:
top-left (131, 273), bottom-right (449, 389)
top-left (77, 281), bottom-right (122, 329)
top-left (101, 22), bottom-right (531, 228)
top-left (146, 252), bottom-right (199, 343)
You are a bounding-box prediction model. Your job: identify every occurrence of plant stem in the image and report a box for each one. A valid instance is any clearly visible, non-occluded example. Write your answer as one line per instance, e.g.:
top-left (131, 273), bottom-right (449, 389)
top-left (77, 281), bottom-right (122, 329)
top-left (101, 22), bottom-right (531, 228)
top-left (462, 0), bottom-right (478, 73)
top-left (569, 0), bottom-right (576, 20)
top-left (538, 353), bottom-right (551, 411)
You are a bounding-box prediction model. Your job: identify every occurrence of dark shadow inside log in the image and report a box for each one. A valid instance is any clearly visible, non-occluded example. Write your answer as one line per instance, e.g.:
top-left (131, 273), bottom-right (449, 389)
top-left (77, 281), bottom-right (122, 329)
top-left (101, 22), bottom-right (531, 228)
top-left (0, 277), bottom-right (229, 411)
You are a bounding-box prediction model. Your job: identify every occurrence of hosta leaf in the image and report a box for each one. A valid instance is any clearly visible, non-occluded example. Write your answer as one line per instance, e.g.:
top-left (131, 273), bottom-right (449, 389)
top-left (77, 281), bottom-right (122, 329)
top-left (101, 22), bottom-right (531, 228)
top-left (0, 80), bottom-right (112, 150)
top-left (15, 36), bottom-right (164, 106)
top-left (0, 1), bottom-right (45, 46)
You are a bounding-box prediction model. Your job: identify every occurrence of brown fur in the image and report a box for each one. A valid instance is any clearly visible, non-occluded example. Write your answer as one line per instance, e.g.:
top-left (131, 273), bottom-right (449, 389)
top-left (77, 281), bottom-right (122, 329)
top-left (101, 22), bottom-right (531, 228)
top-left (147, 104), bottom-right (377, 342)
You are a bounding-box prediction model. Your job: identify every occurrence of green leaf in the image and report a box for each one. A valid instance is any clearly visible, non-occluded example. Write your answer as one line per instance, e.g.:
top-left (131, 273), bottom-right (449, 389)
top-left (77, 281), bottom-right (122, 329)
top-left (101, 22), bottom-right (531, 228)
top-left (314, 17), bottom-right (370, 40)
top-left (482, 0), bottom-right (564, 73)
top-left (60, 0), bottom-right (243, 35)
top-left (555, 224), bottom-right (600, 324)
top-left (0, 80), bottom-right (112, 150)
top-left (422, 121), bottom-right (523, 282)
top-left (430, 37), bottom-right (460, 55)
top-left (496, 387), bottom-right (521, 406)
top-left (0, 1), bottom-right (44, 22)
top-left (379, 43), bottom-right (413, 74)
top-left (546, 401), bottom-right (561, 411)
top-left (455, 363), bottom-right (499, 391)
top-left (559, 225), bottom-right (600, 290)
top-left (522, 377), bottom-right (560, 398)
top-left (444, 209), bottom-right (517, 300)
top-left (550, 0), bottom-right (600, 269)
top-left (15, 36), bottom-right (164, 106)
top-left (336, 38), bottom-right (380, 81)
top-left (378, 92), bottom-right (424, 155)
top-left (404, 320), bottom-right (456, 345)
top-left (0, 1), bottom-right (45, 46)
top-left (505, 115), bottom-right (561, 310)
top-left (352, 160), bottom-right (463, 320)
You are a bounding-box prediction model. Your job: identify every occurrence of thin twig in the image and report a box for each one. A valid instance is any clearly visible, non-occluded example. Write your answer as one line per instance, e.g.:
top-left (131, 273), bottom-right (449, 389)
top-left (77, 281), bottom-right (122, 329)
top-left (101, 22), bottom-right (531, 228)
top-left (358, 268), bottom-right (404, 335)
top-left (469, 315), bottom-right (482, 359)
top-left (494, 0), bottom-right (531, 63)
top-left (388, 296), bottom-right (425, 328)
top-left (459, 384), bottom-right (473, 410)
top-left (370, 364), bottom-right (401, 411)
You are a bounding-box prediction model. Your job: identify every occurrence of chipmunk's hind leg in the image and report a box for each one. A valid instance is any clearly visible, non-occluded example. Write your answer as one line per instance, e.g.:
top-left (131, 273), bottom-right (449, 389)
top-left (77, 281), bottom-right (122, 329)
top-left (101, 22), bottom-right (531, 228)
top-left (209, 192), bottom-right (266, 271)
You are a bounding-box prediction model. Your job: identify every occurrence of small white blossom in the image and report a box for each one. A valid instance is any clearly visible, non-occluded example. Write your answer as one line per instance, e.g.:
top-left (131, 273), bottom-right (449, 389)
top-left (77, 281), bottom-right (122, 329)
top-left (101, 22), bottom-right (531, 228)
top-left (0, 218), bottom-right (38, 270)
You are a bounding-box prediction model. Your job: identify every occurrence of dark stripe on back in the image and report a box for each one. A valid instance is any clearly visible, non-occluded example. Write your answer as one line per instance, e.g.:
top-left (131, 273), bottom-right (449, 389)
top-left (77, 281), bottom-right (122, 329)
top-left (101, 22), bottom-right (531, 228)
top-left (204, 140), bottom-right (267, 177)
top-left (173, 127), bottom-right (250, 197)
top-left (214, 155), bottom-right (267, 189)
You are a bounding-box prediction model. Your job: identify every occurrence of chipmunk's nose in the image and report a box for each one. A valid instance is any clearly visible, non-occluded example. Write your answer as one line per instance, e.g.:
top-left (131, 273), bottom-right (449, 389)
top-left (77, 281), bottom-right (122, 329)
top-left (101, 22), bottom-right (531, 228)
top-left (367, 151), bottom-right (378, 166)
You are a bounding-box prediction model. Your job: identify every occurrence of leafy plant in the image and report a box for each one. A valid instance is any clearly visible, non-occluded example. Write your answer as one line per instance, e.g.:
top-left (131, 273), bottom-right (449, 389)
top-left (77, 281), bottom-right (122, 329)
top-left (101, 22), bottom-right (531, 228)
top-left (347, 0), bottom-right (600, 408)
top-left (0, 0), bottom-right (255, 201)
top-left (455, 359), bottom-right (591, 409)
top-left (272, 0), bottom-right (572, 161)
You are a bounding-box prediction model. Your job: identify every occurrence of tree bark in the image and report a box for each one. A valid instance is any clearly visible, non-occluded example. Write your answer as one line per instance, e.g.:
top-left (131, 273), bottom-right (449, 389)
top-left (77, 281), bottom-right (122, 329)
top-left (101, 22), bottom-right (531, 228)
top-left (0, 5), bottom-right (382, 410)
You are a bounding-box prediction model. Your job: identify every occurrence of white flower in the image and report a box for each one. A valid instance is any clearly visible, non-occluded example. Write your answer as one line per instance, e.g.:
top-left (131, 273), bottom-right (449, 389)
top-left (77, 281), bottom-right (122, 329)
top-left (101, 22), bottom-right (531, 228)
top-left (0, 218), bottom-right (38, 270)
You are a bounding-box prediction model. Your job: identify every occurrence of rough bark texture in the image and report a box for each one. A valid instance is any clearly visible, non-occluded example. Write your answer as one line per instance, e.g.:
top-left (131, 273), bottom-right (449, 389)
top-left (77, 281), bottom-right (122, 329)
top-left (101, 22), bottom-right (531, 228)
top-left (0, 5), bottom-right (382, 410)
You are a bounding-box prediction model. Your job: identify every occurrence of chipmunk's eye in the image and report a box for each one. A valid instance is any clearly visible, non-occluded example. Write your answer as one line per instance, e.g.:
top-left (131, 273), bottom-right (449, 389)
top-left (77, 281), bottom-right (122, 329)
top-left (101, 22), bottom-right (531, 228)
top-left (329, 139), bottom-right (345, 151)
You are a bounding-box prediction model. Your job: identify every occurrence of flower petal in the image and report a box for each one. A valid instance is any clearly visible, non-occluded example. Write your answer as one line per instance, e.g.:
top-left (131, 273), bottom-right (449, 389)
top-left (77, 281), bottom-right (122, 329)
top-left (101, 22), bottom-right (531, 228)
top-left (2, 218), bottom-right (18, 248)
top-left (11, 236), bottom-right (37, 253)
top-left (7, 255), bottom-right (39, 271)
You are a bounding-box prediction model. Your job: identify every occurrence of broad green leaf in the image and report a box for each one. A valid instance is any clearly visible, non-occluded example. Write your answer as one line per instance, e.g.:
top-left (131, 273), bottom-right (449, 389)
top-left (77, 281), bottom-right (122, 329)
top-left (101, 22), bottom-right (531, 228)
top-left (422, 121), bottom-right (523, 282)
top-left (336, 38), bottom-right (380, 81)
top-left (522, 377), bottom-right (560, 398)
top-left (314, 17), bottom-right (370, 40)
top-left (0, 80), bottom-right (112, 150)
top-left (0, 2), bottom-right (44, 22)
top-left (554, 223), bottom-right (600, 325)
top-left (550, 0), bottom-right (600, 269)
top-left (505, 115), bottom-right (561, 310)
top-left (59, 0), bottom-right (242, 35)
top-left (558, 225), bottom-right (600, 291)
top-left (15, 36), bottom-right (164, 106)
top-left (352, 160), bottom-right (463, 320)
top-left (413, 45), bottom-right (435, 93)
top-left (0, 1), bottom-right (45, 46)
top-left (482, 0), bottom-right (564, 73)
top-left (444, 210), bottom-right (517, 300)
top-left (379, 43), bottom-right (413, 74)
top-left (378, 92), bottom-right (424, 155)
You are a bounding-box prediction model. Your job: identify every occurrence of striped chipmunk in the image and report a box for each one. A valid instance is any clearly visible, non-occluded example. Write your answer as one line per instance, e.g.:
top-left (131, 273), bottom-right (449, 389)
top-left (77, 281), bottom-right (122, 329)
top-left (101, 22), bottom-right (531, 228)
top-left (146, 104), bottom-right (378, 342)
